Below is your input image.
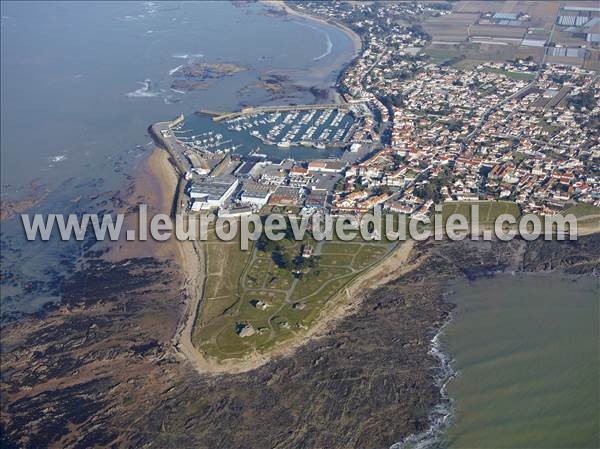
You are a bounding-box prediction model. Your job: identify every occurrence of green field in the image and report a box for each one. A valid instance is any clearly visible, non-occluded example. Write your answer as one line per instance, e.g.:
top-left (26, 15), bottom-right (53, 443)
top-left (442, 200), bottom-right (600, 235)
top-left (483, 67), bottom-right (536, 81)
top-left (193, 220), bottom-right (397, 361)
top-left (561, 203), bottom-right (600, 218)
top-left (424, 47), bottom-right (459, 64)
top-left (442, 200), bottom-right (521, 225)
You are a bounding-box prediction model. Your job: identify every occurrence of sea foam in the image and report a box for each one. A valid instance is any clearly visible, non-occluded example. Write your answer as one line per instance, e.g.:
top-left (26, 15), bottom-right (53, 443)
top-left (125, 79), bottom-right (162, 98)
top-left (169, 64), bottom-right (184, 76)
top-left (293, 20), bottom-right (334, 61)
top-left (389, 310), bottom-right (457, 449)
top-left (172, 53), bottom-right (204, 60)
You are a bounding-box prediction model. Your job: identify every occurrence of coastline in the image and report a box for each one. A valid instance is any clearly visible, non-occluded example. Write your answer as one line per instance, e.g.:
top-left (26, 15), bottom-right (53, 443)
top-left (4, 2), bottom-right (600, 448)
top-left (392, 303), bottom-right (457, 449)
top-left (103, 147), bottom-right (179, 263)
top-left (181, 239), bottom-right (418, 375)
top-left (154, 1), bottom-right (367, 374)
top-left (3, 191), bottom-right (599, 448)
top-left (263, 0), bottom-right (363, 56)
top-left (148, 117), bottom-right (417, 375)
top-left (131, 4), bottom-right (600, 446)
top-left (145, 104), bottom-right (600, 447)
top-left (395, 241), bottom-right (600, 449)
top-left (148, 120), bottom-right (421, 373)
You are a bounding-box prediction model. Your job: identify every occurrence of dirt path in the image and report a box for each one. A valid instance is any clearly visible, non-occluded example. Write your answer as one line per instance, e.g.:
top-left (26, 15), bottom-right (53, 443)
top-left (177, 239), bottom-right (417, 374)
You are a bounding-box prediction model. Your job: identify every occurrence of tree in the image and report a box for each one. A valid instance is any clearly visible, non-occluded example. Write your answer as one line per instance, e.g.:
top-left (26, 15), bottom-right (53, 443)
top-left (568, 90), bottom-right (595, 112)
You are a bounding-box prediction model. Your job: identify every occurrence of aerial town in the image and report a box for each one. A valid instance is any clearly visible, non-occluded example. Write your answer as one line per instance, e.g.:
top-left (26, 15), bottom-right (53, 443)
top-left (155, 0), bottom-right (599, 221)
top-left (3, 2), bottom-right (600, 449)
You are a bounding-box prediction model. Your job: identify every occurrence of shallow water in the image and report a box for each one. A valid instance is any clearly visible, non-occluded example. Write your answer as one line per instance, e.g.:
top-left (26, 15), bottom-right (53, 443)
top-left (0, 1), bottom-right (355, 317)
top-left (442, 274), bottom-right (599, 449)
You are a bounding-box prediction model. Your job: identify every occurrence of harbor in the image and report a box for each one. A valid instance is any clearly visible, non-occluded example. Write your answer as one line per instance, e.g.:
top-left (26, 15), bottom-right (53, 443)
top-left (223, 107), bottom-right (357, 149)
top-left (149, 101), bottom-right (379, 217)
top-left (169, 100), bottom-right (377, 160)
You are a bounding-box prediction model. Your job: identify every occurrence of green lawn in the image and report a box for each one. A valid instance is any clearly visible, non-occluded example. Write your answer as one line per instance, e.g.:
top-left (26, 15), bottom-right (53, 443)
top-left (561, 203), bottom-right (600, 218)
top-left (193, 219), bottom-right (399, 361)
top-left (484, 67), bottom-right (536, 81)
top-left (442, 200), bottom-right (521, 224)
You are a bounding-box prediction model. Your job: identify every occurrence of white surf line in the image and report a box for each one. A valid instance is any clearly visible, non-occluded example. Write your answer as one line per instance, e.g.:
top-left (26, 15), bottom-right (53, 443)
top-left (293, 20), bottom-right (334, 61)
top-left (169, 64), bottom-right (184, 76)
top-left (390, 305), bottom-right (457, 449)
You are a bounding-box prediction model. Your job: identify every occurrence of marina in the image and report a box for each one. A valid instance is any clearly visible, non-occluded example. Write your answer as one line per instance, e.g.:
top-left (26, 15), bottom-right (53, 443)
top-left (224, 107), bottom-right (356, 149)
top-left (172, 129), bottom-right (242, 154)
top-left (167, 107), bottom-right (370, 164)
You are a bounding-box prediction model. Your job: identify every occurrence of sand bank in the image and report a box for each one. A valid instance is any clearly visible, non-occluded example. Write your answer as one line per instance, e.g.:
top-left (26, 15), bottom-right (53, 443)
top-left (103, 148), bottom-right (179, 263)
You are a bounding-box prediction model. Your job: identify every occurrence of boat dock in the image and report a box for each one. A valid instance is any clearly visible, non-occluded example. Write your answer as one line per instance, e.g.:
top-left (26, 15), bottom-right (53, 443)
top-left (208, 103), bottom-right (349, 122)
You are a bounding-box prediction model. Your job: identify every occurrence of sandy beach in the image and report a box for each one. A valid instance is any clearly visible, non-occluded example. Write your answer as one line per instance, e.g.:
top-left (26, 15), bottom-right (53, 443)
top-left (101, 145), bottom-right (211, 374)
top-left (142, 136), bottom-right (423, 374)
top-left (149, 2), bottom-right (368, 375)
top-left (103, 148), bottom-right (179, 263)
top-left (262, 0), bottom-right (363, 56)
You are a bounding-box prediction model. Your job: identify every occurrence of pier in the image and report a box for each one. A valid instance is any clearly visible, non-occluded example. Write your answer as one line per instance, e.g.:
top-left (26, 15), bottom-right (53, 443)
top-left (149, 115), bottom-right (189, 176)
top-left (204, 103), bottom-right (349, 122)
top-left (149, 114), bottom-right (196, 217)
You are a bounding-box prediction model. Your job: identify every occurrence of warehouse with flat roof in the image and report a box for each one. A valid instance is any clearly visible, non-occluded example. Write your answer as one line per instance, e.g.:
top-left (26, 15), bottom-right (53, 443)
top-left (189, 176), bottom-right (239, 208)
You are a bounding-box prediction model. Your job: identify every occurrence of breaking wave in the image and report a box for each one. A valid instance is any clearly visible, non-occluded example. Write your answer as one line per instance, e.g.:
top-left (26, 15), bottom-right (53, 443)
top-left (314, 33), bottom-right (333, 61)
top-left (143, 1), bottom-right (157, 15)
top-left (390, 306), bottom-right (457, 449)
top-left (48, 154), bottom-right (67, 165)
top-left (118, 2), bottom-right (156, 22)
top-left (126, 79), bottom-right (162, 98)
top-left (293, 20), bottom-right (334, 61)
top-left (172, 53), bottom-right (204, 59)
top-left (169, 64), bottom-right (184, 76)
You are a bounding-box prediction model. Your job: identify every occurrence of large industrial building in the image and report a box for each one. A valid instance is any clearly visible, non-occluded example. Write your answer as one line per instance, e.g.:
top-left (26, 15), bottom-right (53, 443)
top-left (189, 176), bottom-right (239, 208)
top-left (240, 181), bottom-right (272, 207)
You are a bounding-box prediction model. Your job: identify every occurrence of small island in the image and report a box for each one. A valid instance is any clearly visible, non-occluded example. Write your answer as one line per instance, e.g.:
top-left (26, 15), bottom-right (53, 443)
top-left (170, 62), bottom-right (247, 92)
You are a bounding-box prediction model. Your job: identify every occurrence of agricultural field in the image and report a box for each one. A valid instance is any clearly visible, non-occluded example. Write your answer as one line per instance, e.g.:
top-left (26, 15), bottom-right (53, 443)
top-left (423, 12), bottom-right (479, 44)
top-left (193, 220), bottom-right (398, 362)
top-left (422, 0), bottom-right (580, 66)
top-left (453, 1), bottom-right (561, 28)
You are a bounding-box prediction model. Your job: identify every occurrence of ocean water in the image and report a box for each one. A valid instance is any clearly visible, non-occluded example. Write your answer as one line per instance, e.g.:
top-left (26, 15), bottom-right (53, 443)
top-left (441, 274), bottom-right (599, 449)
top-left (0, 1), bottom-right (355, 318)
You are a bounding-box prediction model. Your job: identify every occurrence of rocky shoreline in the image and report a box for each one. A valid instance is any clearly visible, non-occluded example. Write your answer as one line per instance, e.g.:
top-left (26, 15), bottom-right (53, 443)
top-left (0, 181), bottom-right (50, 222)
top-left (2, 3), bottom-right (599, 447)
top-left (170, 62), bottom-right (247, 93)
top-left (2, 216), bottom-right (598, 448)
